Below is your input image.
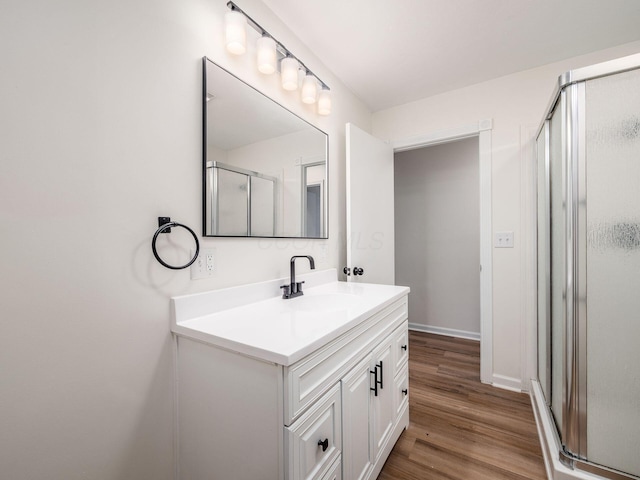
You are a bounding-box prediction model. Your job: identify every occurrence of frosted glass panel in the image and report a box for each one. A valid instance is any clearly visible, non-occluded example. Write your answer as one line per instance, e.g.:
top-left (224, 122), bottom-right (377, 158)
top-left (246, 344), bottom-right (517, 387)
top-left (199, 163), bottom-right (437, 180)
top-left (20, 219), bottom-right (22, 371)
top-left (536, 128), bottom-right (550, 402)
top-left (585, 69), bottom-right (640, 477)
top-left (217, 169), bottom-right (248, 236)
top-left (549, 102), bottom-right (564, 435)
top-left (250, 176), bottom-right (275, 236)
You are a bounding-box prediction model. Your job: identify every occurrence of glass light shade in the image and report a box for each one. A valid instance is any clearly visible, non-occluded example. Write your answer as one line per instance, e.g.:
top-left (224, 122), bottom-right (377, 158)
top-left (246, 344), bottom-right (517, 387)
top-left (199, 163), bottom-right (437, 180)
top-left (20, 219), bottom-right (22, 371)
top-left (281, 57), bottom-right (299, 91)
top-left (256, 36), bottom-right (277, 74)
top-left (317, 88), bottom-right (331, 115)
top-left (225, 11), bottom-right (247, 55)
top-left (301, 74), bottom-right (318, 104)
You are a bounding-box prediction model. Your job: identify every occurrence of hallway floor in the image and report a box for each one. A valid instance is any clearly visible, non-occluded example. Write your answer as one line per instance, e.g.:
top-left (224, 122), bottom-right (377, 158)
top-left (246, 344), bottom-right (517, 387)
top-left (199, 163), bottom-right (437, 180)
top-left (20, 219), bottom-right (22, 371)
top-left (378, 331), bottom-right (547, 480)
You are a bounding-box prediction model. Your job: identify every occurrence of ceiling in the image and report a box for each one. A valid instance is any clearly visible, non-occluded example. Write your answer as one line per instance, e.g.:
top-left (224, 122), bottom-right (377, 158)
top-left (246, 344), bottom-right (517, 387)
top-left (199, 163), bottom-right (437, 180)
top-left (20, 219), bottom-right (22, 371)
top-left (261, 0), bottom-right (640, 112)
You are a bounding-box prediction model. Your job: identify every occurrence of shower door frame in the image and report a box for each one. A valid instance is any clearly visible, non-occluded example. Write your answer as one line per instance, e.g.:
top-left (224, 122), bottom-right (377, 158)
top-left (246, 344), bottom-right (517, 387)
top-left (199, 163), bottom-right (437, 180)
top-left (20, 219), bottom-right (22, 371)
top-left (562, 80), bottom-right (588, 462)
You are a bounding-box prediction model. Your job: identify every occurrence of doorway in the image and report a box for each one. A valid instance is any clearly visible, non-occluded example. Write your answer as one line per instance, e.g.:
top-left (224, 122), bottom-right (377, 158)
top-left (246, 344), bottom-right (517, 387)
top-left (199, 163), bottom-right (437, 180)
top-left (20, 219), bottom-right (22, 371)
top-left (390, 121), bottom-right (493, 384)
top-left (346, 121), bottom-right (492, 383)
top-left (394, 137), bottom-right (481, 340)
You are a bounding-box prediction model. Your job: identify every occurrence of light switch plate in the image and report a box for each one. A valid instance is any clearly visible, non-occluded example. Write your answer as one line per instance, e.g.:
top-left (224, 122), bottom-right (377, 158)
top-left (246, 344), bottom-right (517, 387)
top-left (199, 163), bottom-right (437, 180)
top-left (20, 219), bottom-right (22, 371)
top-left (494, 231), bottom-right (514, 248)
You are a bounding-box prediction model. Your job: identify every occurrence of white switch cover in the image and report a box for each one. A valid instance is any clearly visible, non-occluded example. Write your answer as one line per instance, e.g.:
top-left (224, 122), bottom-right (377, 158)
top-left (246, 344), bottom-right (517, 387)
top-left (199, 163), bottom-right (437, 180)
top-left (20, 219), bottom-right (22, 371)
top-left (190, 248), bottom-right (215, 280)
top-left (494, 231), bottom-right (514, 248)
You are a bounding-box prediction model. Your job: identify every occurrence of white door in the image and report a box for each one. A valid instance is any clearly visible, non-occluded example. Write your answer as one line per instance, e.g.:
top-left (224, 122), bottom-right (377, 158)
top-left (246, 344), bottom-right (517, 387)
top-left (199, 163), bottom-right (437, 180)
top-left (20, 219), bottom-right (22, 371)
top-left (346, 123), bottom-right (395, 284)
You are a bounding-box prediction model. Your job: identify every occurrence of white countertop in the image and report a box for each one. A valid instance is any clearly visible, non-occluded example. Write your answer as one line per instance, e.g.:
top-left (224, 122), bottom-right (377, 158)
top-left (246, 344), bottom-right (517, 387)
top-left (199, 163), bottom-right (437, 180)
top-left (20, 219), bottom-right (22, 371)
top-left (171, 269), bottom-right (409, 366)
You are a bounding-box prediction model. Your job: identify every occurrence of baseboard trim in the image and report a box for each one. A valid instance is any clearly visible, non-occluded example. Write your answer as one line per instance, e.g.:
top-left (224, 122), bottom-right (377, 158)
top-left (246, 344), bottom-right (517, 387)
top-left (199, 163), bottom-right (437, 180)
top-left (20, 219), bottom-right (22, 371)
top-left (408, 323), bottom-right (481, 341)
top-left (491, 374), bottom-right (523, 392)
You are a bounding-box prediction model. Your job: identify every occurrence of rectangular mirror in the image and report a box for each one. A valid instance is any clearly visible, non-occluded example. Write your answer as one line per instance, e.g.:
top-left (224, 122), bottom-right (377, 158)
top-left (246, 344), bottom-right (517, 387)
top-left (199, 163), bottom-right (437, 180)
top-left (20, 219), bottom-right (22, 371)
top-left (203, 57), bottom-right (329, 238)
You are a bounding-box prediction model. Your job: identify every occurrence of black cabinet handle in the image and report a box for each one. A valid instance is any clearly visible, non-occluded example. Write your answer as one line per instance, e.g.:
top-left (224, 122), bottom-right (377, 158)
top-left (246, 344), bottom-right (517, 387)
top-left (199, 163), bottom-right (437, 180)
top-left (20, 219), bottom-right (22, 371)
top-left (401, 344), bottom-right (407, 351)
top-left (370, 360), bottom-right (384, 395)
top-left (402, 388), bottom-right (408, 396)
top-left (318, 438), bottom-right (329, 452)
top-left (370, 366), bottom-right (379, 396)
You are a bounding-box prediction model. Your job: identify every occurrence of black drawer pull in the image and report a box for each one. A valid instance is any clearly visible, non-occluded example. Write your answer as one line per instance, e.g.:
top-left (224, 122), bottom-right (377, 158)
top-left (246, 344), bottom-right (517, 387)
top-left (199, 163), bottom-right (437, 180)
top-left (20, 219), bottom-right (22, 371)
top-left (318, 438), bottom-right (329, 452)
top-left (401, 344), bottom-right (407, 351)
top-left (402, 388), bottom-right (408, 396)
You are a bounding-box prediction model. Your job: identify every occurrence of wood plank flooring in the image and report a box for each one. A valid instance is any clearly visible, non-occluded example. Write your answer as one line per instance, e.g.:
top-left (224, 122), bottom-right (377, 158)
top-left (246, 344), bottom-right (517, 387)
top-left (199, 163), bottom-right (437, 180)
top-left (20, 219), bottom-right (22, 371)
top-left (378, 331), bottom-right (547, 480)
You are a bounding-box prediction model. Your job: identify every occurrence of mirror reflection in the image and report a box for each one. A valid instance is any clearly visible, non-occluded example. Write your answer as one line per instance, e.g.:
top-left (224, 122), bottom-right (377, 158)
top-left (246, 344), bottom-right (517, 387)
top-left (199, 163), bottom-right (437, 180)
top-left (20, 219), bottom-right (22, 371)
top-left (203, 57), bottom-right (328, 238)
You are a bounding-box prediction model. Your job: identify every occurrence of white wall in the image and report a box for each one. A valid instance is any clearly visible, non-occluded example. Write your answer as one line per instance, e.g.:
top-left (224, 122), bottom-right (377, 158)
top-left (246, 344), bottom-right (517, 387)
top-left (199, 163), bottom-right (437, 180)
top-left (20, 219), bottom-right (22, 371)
top-left (373, 40), bottom-right (640, 390)
top-left (0, 1), bottom-right (370, 478)
top-left (395, 138), bottom-right (480, 337)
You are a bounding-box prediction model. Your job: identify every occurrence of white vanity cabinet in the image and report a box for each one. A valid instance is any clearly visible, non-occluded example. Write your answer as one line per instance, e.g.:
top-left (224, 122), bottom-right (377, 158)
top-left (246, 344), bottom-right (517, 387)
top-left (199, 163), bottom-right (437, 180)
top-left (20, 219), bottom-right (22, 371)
top-left (172, 274), bottom-right (409, 480)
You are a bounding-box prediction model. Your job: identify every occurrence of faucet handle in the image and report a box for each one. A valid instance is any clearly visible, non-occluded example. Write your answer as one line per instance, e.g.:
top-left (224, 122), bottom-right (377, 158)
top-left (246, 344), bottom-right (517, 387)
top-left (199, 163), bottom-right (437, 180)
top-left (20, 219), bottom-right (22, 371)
top-left (280, 284), bottom-right (291, 298)
top-left (295, 281), bottom-right (305, 294)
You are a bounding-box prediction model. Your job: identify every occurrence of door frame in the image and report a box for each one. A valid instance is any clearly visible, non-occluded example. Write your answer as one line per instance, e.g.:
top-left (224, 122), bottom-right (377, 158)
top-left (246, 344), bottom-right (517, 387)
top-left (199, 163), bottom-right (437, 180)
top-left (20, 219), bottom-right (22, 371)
top-left (391, 119), bottom-right (493, 385)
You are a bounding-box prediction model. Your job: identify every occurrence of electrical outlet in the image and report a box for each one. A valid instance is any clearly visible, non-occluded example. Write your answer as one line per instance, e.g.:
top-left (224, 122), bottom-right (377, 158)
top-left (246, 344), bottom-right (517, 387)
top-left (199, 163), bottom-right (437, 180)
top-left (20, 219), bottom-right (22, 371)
top-left (190, 248), bottom-right (215, 280)
top-left (494, 231), bottom-right (514, 248)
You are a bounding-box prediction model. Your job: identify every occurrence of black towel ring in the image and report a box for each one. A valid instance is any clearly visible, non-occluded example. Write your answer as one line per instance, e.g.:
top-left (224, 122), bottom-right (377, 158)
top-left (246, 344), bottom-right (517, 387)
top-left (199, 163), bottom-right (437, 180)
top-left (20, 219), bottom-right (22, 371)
top-left (152, 221), bottom-right (200, 270)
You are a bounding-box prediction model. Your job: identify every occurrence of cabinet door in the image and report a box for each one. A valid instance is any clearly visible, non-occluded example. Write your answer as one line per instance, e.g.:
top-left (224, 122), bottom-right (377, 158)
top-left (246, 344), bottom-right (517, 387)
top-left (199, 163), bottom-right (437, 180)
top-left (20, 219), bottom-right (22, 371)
top-left (393, 367), bottom-right (409, 419)
top-left (370, 336), bottom-right (395, 462)
top-left (341, 355), bottom-right (373, 480)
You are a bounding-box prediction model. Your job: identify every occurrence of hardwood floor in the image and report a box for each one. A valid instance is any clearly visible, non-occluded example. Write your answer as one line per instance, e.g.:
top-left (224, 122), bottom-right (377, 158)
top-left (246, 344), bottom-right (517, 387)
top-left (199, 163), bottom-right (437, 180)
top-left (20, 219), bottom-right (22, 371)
top-left (378, 331), bottom-right (547, 480)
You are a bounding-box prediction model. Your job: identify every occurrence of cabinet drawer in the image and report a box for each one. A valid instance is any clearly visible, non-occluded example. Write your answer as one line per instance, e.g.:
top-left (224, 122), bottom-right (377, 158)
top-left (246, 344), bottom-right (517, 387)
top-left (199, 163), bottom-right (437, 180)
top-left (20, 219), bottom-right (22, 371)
top-left (393, 366), bottom-right (409, 419)
top-left (285, 297), bottom-right (408, 424)
top-left (392, 322), bottom-right (409, 376)
top-left (286, 384), bottom-right (342, 480)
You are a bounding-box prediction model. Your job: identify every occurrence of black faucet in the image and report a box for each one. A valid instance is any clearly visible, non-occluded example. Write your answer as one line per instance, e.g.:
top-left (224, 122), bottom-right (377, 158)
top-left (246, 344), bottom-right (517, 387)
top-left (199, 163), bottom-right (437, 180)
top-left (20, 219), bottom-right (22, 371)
top-left (281, 255), bottom-right (315, 299)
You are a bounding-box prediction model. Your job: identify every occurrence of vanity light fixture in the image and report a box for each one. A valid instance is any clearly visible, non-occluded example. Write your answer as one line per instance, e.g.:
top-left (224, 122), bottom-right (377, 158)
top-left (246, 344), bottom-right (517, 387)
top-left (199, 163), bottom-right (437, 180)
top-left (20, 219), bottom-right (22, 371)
top-left (225, 1), bottom-right (331, 115)
top-left (256, 35), bottom-right (277, 74)
top-left (301, 72), bottom-right (318, 104)
top-left (224, 9), bottom-right (247, 55)
top-left (281, 57), bottom-right (299, 91)
top-left (317, 87), bottom-right (331, 116)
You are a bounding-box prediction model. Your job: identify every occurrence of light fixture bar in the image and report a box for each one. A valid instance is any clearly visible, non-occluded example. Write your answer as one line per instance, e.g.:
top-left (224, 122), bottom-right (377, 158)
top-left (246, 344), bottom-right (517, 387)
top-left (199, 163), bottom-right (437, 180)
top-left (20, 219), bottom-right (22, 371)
top-left (226, 1), bottom-right (330, 91)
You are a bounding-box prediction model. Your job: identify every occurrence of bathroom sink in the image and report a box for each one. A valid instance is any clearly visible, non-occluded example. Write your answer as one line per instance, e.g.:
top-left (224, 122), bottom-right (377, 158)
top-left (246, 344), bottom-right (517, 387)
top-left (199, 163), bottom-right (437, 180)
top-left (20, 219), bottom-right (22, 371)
top-left (171, 269), bottom-right (410, 365)
top-left (285, 292), bottom-right (360, 312)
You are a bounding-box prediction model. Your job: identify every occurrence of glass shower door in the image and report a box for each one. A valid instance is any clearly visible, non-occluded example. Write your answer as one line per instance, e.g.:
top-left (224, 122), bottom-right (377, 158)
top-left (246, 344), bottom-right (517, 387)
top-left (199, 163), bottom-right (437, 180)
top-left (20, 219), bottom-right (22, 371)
top-left (584, 68), bottom-right (640, 478)
top-left (216, 168), bottom-right (249, 236)
top-left (536, 54), bottom-right (640, 480)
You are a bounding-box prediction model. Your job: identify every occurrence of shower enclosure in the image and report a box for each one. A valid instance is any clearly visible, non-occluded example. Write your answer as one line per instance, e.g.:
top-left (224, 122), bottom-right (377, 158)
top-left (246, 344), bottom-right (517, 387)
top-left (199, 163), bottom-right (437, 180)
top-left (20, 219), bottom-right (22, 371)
top-left (533, 54), bottom-right (640, 480)
top-left (205, 161), bottom-right (277, 236)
